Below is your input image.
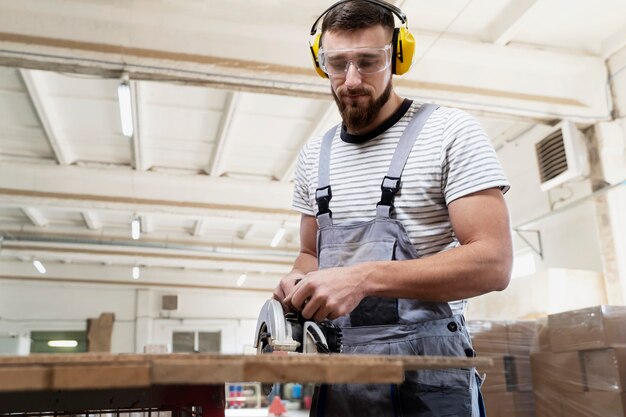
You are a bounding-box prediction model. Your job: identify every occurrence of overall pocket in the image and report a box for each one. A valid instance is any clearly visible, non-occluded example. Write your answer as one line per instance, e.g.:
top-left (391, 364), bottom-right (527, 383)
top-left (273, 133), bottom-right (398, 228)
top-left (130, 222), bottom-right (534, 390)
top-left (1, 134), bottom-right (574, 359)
top-left (395, 328), bottom-right (474, 416)
top-left (319, 239), bottom-right (399, 326)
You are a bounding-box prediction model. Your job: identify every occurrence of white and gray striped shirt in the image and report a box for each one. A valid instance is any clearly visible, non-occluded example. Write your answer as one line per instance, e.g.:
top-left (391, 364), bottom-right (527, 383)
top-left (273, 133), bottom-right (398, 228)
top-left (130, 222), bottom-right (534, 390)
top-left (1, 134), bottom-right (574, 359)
top-left (292, 101), bottom-right (510, 315)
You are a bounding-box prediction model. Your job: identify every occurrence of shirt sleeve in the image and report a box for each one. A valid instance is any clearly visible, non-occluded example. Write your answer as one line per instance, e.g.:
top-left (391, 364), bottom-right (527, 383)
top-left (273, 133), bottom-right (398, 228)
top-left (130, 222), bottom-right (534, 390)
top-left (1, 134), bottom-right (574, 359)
top-left (440, 108), bottom-right (510, 204)
top-left (292, 143), bottom-right (316, 216)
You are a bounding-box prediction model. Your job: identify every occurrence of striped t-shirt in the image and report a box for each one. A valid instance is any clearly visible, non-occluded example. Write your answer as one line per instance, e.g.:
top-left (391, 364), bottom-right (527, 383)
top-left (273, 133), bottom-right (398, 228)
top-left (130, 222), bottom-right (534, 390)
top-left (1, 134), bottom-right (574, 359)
top-left (292, 101), bottom-right (510, 315)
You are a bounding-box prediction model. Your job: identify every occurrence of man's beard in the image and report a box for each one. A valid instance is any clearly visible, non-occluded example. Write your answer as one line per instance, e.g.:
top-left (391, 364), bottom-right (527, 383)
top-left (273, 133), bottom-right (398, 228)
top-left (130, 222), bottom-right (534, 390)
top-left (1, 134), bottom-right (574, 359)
top-left (332, 79), bottom-right (392, 133)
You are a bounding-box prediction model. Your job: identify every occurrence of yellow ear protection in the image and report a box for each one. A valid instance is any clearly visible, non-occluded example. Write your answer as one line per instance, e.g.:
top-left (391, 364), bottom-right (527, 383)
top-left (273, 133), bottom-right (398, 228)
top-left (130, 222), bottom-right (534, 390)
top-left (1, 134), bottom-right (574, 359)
top-left (309, 0), bottom-right (415, 78)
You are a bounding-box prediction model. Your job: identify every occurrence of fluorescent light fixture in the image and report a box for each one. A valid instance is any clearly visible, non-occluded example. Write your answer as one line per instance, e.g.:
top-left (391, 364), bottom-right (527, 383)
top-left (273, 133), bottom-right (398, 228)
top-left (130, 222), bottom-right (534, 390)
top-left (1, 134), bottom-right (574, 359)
top-left (118, 79), bottom-right (134, 137)
top-left (131, 218), bottom-right (141, 240)
top-left (236, 273), bottom-right (247, 287)
top-left (270, 227), bottom-right (286, 248)
top-left (33, 260), bottom-right (46, 274)
top-left (48, 340), bottom-right (78, 348)
top-left (132, 266), bottom-right (140, 280)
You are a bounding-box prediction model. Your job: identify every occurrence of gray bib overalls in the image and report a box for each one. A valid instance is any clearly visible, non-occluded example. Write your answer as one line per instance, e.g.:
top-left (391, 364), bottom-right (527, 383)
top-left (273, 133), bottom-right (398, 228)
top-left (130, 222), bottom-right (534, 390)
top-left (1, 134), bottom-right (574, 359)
top-left (310, 104), bottom-right (485, 417)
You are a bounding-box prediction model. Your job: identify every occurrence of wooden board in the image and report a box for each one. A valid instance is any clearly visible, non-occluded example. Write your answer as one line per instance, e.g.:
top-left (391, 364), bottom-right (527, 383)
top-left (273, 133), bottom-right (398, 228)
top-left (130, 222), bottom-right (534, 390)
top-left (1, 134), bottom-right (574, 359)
top-left (0, 353), bottom-right (492, 392)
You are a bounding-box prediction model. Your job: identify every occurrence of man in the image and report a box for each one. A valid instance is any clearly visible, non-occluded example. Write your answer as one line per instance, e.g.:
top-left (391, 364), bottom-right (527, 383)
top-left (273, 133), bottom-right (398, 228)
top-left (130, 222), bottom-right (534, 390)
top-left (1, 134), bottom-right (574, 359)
top-left (273, 1), bottom-right (512, 415)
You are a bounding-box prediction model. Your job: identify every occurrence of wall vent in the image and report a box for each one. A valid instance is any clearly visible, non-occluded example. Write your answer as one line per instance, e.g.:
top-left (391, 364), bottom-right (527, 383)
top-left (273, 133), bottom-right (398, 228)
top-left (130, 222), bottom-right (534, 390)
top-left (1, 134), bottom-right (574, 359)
top-left (162, 295), bottom-right (178, 311)
top-left (535, 121), bottom-right (588, 191)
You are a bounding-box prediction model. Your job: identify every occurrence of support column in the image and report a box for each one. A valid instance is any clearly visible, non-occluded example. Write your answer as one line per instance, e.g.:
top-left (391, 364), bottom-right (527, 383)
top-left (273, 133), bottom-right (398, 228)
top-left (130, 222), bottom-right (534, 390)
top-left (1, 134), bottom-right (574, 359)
top-left (135, 288), bottom-right (154, 353)
top-left (588, 123), bottom-right (626, 305)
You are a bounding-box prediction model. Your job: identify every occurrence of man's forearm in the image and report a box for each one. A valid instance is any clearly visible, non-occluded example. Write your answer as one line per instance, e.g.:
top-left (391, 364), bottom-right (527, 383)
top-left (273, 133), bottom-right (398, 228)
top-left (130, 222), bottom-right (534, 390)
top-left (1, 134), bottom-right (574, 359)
top-left (290, 251), bottom-right (319, 276)
top-left (357, 240), bottom-right (512, 302)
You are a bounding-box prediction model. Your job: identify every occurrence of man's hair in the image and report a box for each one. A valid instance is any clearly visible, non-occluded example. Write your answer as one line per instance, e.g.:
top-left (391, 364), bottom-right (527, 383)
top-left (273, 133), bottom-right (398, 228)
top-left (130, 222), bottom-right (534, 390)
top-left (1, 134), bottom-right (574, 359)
top-left (321, 1), bottom-right (395, 39)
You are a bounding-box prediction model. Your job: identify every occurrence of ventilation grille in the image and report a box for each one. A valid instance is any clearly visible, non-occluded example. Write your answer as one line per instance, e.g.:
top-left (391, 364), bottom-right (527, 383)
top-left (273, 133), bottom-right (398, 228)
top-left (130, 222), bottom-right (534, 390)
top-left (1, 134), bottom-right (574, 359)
top-left (535, 129), bottom-right (568, 184)
top-left (162, 295), bottom-right (178, 311)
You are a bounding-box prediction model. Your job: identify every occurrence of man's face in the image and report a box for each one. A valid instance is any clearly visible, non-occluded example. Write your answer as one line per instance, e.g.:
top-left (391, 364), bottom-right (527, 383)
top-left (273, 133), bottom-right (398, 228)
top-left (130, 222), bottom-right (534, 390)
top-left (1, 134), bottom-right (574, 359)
top-left (322, 25), bottom-right (393, 132)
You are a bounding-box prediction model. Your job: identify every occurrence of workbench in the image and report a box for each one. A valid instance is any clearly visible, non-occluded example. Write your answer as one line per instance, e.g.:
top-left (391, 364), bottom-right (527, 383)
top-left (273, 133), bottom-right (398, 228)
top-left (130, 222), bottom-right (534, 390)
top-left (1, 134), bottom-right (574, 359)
top-left (0, 353), bottom-right (491, 416)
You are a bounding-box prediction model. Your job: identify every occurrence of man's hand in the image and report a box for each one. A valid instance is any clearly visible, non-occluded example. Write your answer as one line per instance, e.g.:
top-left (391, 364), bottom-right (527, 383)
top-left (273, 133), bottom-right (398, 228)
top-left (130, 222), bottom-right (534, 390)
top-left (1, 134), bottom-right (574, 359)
top-left (272, 271), bottom-right (305, 312)
top-left (284, 265), bottom-right (368, 322)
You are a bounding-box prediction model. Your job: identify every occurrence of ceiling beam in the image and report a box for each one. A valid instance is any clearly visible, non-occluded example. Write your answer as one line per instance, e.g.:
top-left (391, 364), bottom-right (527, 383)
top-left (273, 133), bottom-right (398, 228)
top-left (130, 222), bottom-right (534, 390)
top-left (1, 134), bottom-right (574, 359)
top-left (481, 0), bottom-right (540, 46)
top-left (18, 69), bottom-right (74, 165)
top-left (0, 162), bottom-right (295, 219)
top-left (0, 260), bottom-right (279, 291)
top-left (1, 240), bottom-right (294, 274)
top-left (207, 91), bottom-right (240, 177)
top-left (21, 207), bottom-right (49, 227)
top-left (0, 21), bottom-right (609, 121)
top-left (278, 103), bottom-right (336, 182)
top-left (81, 211), bottom-right (101, 230)
top-left (602, 24), bottom-right (626, 59)
top-left (131, 80), bottom-right (149, 171)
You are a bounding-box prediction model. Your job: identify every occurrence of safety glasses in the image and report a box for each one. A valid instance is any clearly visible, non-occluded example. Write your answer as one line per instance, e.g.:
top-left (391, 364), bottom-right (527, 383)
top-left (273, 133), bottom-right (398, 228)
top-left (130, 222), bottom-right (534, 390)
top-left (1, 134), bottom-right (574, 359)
top-left (318, 44), bottom-right (392, 77)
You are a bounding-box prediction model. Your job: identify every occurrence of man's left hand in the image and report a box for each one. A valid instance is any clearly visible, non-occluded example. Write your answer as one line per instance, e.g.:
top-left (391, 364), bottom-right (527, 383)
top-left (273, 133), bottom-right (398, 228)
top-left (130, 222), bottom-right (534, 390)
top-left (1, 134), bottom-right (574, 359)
top-left (284, 265), bottom-right (367, 322)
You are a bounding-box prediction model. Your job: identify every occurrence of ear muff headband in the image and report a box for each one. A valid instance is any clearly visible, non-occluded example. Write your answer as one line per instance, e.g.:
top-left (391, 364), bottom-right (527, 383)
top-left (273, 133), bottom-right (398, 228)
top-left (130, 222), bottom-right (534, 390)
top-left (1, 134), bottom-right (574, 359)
top-left (308, 0), bottom-right (415, 78)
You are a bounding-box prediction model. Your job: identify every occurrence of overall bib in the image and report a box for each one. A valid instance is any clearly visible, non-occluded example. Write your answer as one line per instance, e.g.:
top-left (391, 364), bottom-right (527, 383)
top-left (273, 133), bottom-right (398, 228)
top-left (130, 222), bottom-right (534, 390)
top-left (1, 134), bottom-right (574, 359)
top-left (310, 104), bottom-right (485, 417)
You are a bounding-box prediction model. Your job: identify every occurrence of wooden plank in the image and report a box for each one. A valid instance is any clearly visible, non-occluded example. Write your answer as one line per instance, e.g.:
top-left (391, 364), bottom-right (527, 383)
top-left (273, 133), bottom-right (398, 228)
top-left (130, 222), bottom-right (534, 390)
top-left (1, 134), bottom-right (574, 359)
top-left (52, 364), bottom-right (151, 389)
top-left (152, 359), bottom-right (243, 384)
top-left (0, 366), bottom-right (50, 391)
top-left (0, 353), bottom-right (493, 391)
top-left (242, 358), bottom-right (404, 384)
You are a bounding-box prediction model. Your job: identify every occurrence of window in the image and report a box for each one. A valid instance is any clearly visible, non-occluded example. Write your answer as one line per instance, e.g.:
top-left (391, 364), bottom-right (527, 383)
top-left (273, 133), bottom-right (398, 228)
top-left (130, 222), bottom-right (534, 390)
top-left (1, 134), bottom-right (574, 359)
top-left (172, 331), bottom-right (221, 353)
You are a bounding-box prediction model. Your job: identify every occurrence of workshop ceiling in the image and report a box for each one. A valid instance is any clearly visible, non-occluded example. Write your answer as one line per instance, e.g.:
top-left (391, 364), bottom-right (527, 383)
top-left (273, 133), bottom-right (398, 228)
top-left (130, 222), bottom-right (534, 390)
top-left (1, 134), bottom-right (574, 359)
top-left (0, 0), bottom-right (624, 290)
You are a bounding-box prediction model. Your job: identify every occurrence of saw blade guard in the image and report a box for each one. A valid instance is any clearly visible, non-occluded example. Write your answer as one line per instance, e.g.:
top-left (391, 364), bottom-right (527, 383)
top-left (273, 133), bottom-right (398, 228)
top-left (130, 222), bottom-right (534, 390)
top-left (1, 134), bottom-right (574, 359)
top-left (254, 299), bottom-right (299, 353)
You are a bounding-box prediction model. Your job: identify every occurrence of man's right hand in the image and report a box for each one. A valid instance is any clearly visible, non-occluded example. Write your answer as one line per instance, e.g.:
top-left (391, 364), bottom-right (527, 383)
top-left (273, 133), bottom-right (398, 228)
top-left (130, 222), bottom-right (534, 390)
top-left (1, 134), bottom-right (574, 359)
top-left (272, 272), bottom-right (305, 312)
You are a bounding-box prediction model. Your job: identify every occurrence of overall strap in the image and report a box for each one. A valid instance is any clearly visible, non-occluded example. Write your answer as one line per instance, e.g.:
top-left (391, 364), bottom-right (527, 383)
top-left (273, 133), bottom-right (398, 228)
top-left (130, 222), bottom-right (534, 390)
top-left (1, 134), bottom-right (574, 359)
top-left (377, 103), bottom-right (438, 219)
top-left (315, 125), bottom-right (338, 228)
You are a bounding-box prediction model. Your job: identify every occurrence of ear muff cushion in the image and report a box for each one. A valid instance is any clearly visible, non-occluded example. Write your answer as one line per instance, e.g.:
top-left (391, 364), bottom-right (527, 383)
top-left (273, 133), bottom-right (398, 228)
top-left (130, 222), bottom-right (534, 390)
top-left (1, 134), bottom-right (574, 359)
top-left (309, 33), bottom-right (328, 78)
top-left (394, 26), bottom-right (415, 75)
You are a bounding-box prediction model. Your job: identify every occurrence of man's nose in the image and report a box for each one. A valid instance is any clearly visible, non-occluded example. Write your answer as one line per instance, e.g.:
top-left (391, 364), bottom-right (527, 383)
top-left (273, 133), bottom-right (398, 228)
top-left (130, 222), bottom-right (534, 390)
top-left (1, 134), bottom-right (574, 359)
top-left (344, 62), bottom-right (362, 88)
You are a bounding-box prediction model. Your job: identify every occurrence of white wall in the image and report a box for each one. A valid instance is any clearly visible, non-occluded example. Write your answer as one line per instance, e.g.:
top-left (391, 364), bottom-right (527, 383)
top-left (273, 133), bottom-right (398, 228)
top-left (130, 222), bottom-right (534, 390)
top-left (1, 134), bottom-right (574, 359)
top-left (497, 125), bottom-right (604, 274)
top-left (0, 279), bottom-right (271, 355)
top-left (467, 268), bottom-right (607, 320)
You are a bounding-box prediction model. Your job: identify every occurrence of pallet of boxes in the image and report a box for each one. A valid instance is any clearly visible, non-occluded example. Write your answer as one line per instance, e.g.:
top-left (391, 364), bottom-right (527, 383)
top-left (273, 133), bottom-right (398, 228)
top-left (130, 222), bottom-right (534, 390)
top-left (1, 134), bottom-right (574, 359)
top-left (531, 305), bottom-right (626, 417)
top-left (468, 320), bottom-right (537, 416)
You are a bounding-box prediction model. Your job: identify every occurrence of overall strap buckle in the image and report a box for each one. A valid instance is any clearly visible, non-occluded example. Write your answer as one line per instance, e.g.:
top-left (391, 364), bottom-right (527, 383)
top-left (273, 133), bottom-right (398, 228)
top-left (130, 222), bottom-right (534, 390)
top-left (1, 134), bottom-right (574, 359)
top-left (377, 176), bottom-right (401, 208)
top-left (315, 185), bottom-right (333, 217)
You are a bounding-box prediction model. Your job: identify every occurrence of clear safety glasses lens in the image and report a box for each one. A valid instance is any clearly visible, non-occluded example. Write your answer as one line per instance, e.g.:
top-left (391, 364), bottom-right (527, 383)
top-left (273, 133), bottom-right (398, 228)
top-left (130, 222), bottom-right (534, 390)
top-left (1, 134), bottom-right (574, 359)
top-left (319, 45), bottom-right (392, 76)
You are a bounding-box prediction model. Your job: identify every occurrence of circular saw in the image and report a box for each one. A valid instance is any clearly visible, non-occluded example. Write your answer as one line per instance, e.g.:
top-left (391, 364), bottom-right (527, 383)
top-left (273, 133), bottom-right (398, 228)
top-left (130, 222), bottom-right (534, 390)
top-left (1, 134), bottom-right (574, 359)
top-left (254, 299), bottom-right (342, 355)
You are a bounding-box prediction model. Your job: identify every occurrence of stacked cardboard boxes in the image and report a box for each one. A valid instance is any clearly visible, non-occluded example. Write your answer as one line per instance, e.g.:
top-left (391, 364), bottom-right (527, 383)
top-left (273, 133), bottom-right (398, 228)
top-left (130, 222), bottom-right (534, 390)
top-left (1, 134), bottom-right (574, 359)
top-left (531, 305), bottom-right (626, 417)
top-left (468, 320), bottom-right (537, 416)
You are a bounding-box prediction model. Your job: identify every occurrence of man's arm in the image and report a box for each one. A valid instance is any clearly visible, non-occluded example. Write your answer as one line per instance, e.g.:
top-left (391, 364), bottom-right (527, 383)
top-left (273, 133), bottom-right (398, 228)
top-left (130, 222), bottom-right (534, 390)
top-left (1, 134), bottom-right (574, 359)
top-left (289, 188), bottom-right (513, 321)
top-left (272, 214), bottom-right (318, 310)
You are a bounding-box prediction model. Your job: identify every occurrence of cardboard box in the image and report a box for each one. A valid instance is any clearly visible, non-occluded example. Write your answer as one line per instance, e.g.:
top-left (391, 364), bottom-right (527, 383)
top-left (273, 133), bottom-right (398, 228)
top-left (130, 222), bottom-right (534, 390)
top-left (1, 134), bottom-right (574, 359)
top-left (561, 392), bottom-right (626, 417)
top-left (534, 389), bottom-right (562, 417)
top-left (469, 321), bottom-right (509, 356)
top-left (507, 321), bottom-right (537, 356)
top-left (548, 305), bottom-right (626, 353)
top-left (582, 348), bottom-right (626, 392)
top-left (533, 319), bottom-right (552, 353)
top-left (483, 392), bottom-right (535, 417)
top-left (513, 355), bottom-right (533, 392)
top-left (479, 355), bottom-right (508, 392)
top-left (531, 351), bottom-right (584, 392)
top-left (479, 355), bottom-right (532, 392)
